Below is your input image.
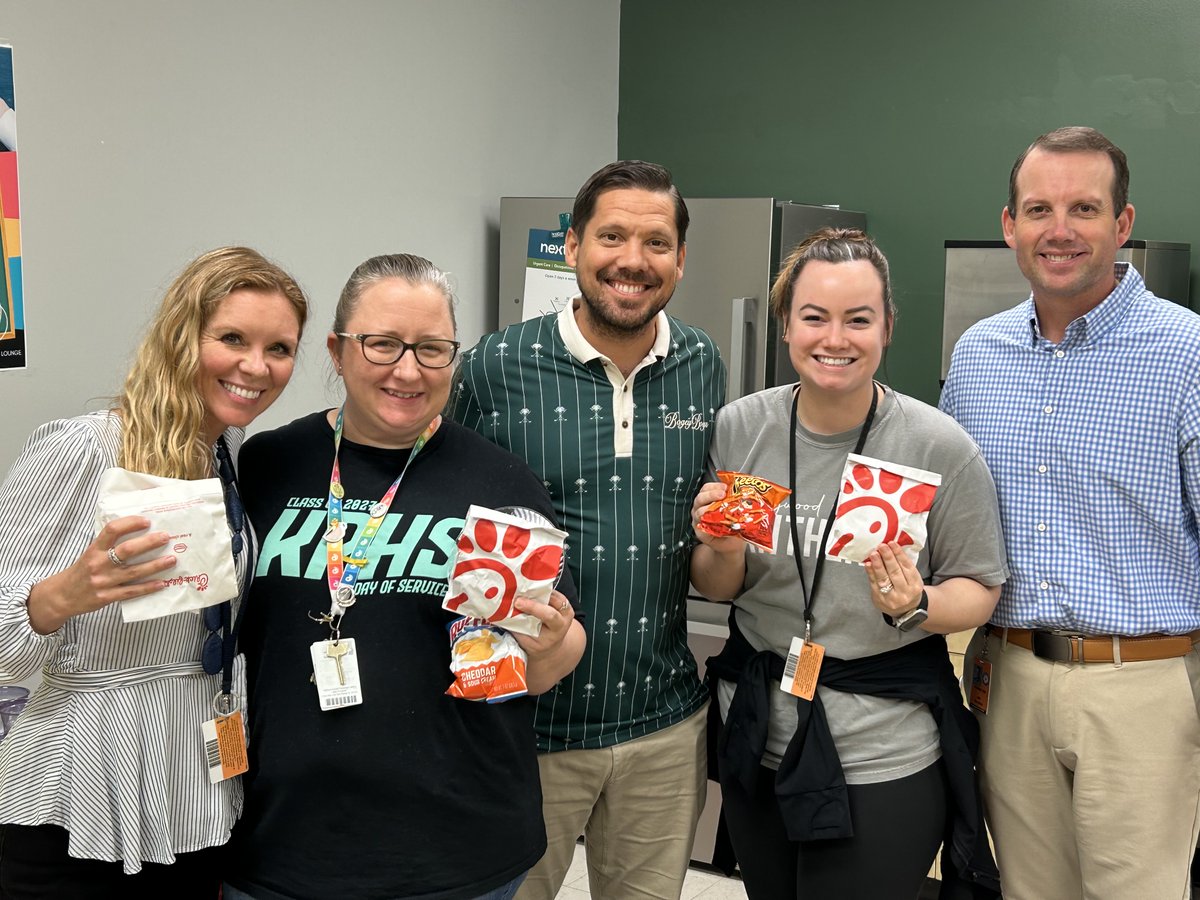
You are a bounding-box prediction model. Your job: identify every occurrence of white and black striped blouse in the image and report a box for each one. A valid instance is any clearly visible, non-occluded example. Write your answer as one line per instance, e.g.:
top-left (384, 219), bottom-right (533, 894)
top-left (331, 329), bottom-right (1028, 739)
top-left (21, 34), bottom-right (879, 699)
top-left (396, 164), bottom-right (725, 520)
top-left (0, 411), bottom-right (247, 874)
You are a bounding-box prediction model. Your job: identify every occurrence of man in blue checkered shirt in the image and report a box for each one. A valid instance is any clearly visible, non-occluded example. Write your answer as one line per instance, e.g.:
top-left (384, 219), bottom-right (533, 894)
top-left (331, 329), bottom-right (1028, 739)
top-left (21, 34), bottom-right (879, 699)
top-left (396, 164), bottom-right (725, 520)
top-left (942, 126), bottom-right (1200, 900)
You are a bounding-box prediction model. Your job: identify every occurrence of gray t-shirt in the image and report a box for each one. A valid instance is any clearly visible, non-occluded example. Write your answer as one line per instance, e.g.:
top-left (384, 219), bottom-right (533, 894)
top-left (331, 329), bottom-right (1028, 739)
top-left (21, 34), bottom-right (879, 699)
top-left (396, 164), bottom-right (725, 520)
top-left (709, 386), bottom-right (1007, 783)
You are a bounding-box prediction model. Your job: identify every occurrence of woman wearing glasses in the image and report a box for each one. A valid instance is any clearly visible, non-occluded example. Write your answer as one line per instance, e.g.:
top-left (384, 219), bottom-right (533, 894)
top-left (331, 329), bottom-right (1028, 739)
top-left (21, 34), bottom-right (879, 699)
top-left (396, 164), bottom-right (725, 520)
top-left (0, 247), bottom-right (307, 898)
top-left (225, 253), bottom-right (585, 900)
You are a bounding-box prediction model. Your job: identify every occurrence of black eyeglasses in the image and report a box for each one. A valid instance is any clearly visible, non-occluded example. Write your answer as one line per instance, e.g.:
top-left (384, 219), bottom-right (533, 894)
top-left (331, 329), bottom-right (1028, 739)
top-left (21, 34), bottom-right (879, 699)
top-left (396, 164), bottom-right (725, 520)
top-left (203, 439), bottom-right (245, 675)
top-left (336, 333), bottom-right (460, 369)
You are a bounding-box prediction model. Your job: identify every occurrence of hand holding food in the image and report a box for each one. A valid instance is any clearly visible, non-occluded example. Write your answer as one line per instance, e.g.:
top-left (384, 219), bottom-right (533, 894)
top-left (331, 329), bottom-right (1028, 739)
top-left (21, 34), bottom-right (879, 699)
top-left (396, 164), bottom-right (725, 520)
top-left (695, 471), bottom-right (791, 552)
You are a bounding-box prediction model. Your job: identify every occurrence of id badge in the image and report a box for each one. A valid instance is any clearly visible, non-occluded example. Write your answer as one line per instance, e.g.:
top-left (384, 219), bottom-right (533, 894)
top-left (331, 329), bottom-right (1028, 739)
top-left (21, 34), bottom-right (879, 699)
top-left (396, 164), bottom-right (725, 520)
top-left (201, 710), bottom-right (248, 783)
top-left (310, 638), bottom-right (364, 711)
top-left (969, 656), bottom-right (992, 714)
top-left (780, 635), bottom-right (825, 701)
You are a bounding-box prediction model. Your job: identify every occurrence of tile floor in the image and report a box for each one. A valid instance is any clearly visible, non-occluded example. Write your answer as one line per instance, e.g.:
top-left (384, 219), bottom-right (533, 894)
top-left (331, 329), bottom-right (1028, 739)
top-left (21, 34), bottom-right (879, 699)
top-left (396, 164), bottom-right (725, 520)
top-left (554, 843), bottom-right (749, 899)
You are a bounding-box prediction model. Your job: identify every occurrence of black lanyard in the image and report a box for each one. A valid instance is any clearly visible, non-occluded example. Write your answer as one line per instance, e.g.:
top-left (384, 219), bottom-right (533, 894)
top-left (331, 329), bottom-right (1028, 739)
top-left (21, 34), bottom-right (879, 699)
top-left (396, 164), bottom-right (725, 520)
top-left (787, 383), bottom-right (879, 639)
top-left (212, 437), bottom-right (255, 706)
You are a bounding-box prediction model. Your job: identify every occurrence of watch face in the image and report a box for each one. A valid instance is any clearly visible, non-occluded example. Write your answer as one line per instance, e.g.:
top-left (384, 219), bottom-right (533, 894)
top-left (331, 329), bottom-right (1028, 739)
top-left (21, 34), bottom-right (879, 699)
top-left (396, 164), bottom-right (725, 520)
top-left (897, 608), bottom-right (929, 632)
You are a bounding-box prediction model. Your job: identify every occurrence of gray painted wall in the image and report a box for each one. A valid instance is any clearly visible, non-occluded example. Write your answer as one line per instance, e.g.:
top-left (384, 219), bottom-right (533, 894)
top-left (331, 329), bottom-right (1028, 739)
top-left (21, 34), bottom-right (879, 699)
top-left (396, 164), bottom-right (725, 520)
top-left (0, 0), bottom-right (619, 467)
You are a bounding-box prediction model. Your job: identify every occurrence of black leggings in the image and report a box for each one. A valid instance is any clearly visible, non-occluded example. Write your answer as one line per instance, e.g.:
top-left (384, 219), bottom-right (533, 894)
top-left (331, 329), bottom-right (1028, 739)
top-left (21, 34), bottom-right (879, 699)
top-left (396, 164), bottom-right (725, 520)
top-left (718, 760), bottom-right (947, 900)
top-left (0, 824), bottom-right (223, 900)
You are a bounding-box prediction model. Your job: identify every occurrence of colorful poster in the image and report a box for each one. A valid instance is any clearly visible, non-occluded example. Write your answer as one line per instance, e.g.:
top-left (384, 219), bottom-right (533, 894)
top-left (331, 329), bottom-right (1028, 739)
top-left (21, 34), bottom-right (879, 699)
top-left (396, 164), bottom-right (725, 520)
top-left (520, 225), bottom-right (576, 322)
top-left (0, 43), bottom-right (24, 371)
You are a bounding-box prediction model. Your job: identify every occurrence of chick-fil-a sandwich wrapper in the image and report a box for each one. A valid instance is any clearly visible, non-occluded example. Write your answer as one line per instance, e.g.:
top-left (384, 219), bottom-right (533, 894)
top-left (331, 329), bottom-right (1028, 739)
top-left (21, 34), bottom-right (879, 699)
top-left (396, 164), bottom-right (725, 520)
top-left (824, 454), bottom-right (941, 565)
top-left (442, 505), bottom-right (566, 637)
top-left (95, 467), bottom-right (238, 622)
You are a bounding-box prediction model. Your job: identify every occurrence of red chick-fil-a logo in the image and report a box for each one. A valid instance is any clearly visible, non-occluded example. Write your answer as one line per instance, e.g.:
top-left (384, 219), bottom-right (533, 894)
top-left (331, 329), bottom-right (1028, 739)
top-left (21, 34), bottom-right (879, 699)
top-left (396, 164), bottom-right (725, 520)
top-left (444, 518), bottom-right (562, 622)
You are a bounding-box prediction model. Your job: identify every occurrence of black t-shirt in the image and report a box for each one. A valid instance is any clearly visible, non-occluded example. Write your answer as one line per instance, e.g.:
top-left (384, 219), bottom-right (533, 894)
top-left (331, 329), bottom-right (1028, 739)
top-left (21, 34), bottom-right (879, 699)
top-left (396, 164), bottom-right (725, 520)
top-left (227, 412), bottom-right (578, 900)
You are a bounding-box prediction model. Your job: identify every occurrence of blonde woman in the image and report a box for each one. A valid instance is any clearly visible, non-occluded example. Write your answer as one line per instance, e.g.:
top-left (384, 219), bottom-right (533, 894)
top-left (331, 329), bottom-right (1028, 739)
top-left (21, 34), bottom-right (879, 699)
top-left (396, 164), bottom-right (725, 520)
top-left (0, 247), bottom-right (307, 899)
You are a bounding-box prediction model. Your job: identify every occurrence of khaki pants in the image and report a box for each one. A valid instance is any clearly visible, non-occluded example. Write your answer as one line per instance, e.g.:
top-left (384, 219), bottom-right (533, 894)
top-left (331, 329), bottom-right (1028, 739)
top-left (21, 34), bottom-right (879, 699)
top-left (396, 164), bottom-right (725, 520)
top-left (966, 629), bottom-right (1200, 900)
top-left (517, 705), bottom-right (707, 900)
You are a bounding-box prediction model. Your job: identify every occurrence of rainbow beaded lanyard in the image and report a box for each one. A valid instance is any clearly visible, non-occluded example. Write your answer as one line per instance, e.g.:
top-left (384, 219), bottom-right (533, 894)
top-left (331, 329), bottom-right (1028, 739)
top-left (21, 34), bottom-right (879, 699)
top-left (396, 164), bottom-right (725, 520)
top-left (321, 407), bottom-right (439, 624)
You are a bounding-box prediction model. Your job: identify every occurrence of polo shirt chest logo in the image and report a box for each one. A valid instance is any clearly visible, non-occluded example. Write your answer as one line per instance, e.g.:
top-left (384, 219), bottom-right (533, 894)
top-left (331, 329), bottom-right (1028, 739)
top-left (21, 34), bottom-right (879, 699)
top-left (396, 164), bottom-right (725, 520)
top-left (662, 406), bottom-right (710, 430)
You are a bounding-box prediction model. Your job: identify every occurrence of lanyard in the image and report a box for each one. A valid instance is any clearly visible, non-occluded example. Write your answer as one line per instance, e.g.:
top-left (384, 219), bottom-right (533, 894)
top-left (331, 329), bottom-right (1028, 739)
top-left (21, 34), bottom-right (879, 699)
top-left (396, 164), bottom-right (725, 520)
top-left (321, 408), bottom-right (438, 625)
top-left (787, 383), bottom-right (879, 640)
top-left (213, 436), bottom-right (255, 707)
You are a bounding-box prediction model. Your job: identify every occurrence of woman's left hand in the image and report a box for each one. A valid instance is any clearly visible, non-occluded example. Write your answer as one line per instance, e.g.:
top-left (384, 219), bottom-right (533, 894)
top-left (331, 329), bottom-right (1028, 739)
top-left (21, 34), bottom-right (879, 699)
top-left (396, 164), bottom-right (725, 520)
top-left (864, 541), bottom-right (925, 617)
top-left (512, 589), bottom-right (576, 656)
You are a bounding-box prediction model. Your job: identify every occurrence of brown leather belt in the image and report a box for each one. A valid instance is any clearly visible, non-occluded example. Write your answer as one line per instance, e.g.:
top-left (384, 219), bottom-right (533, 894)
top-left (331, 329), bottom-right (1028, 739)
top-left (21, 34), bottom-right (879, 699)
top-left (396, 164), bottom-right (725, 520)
top-left (987, 625), bottom-right (1200, 664)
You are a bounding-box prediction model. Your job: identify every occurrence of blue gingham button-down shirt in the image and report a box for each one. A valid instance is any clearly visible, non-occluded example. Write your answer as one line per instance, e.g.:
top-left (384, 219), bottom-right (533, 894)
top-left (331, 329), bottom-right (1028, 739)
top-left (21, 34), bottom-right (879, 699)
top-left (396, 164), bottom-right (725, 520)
top-left (940, 264), bottom-right (1200, 635)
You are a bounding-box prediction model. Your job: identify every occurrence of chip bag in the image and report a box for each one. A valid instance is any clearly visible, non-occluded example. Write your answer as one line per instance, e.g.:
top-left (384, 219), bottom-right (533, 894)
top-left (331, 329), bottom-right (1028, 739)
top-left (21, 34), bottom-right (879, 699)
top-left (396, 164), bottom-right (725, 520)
top-left (825, 454), bottom-right (941, 565)
top-left (697, 471), bottom-right (792, 552)
top-left (445, 617), bottom-right (529, 703)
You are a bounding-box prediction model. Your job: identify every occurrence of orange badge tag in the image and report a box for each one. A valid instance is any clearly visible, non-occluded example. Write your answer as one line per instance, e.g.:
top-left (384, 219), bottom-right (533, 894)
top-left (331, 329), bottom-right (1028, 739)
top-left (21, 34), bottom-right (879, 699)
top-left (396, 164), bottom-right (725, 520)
top-left (201, 710), bottom-right (249, 783)
top-left (780, 635), bottom-right (825, 701)
top-left (969, 657), bottom-right (992, 714)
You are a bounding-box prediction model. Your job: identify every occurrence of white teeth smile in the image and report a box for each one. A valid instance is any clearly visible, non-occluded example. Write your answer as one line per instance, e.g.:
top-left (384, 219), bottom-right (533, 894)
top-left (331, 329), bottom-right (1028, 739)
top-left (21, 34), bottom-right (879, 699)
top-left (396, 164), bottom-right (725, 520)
top-left (222, 382), bottom-right (262, 400)
top-left (384, 389), bottom-right (420, 399)
top-left (611, 282), bottom-right (647, 295)
top-left (1044, 253), bottom-right (1080, 262)
top-left (816, 356), bottom-right (852, 367)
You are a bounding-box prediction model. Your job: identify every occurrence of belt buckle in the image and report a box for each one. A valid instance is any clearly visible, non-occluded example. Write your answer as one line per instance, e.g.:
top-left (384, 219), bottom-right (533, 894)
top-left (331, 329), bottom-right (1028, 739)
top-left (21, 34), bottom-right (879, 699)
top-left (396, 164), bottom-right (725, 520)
top-left (1031, 631), bottom-right (1082, 662)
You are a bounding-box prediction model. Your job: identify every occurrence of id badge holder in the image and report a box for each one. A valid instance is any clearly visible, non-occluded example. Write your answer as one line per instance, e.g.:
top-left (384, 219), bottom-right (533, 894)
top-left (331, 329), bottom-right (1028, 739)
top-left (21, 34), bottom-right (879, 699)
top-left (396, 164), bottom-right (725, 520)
top-left (780, 633), bottom-right (825, 701)
top-left (969, 635), bottom-right (992, 714)
top-left (311, 637), bottom-right (364, 711)
top-left (201, 692), bottom-right (249, 784)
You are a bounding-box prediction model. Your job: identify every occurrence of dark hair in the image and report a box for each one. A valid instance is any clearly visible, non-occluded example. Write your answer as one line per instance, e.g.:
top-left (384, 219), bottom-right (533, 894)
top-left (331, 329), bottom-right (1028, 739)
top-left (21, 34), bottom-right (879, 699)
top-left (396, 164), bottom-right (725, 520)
top-left (1007, 126), bottom-right (1129, 217)
top-left (770, 227), bottom-right (894, 332)
top-left (570, 160), bottom-right (689, 245)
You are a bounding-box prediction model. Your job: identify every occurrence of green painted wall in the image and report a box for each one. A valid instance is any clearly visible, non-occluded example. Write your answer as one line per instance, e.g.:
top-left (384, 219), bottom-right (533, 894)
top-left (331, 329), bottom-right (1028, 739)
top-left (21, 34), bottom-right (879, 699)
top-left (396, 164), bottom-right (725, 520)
top-left (617, 0), bottom-right (1200, 404)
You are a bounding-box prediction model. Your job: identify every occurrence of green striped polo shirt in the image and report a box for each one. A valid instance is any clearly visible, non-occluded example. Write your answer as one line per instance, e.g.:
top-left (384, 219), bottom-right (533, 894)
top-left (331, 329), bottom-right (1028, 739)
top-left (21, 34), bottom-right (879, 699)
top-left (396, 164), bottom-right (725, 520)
top-left (451, 303), bottom-right (726, 751)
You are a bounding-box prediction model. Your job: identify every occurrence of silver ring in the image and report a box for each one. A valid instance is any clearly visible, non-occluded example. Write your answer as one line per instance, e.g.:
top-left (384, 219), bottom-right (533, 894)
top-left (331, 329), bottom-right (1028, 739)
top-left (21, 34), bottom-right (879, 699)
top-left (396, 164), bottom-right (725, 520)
top-left (107, 547), bottom-right (127, 568)
top-left (557, 600), bottom-right (570, 612)
top-left (878, 581), bottom-right (894, 595)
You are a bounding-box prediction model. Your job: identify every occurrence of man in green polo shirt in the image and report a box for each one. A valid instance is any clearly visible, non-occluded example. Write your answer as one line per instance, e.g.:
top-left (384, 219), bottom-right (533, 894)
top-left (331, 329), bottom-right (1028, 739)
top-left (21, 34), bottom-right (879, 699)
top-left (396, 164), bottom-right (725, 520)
top-left (452, 160), bottom-right (726, 899)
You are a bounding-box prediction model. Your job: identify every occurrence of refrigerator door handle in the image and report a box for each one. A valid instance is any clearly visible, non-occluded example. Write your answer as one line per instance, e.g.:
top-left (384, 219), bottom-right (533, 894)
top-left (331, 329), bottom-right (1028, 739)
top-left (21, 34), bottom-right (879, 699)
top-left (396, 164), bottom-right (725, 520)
top-left (728, 297), bottom-right (757, 400)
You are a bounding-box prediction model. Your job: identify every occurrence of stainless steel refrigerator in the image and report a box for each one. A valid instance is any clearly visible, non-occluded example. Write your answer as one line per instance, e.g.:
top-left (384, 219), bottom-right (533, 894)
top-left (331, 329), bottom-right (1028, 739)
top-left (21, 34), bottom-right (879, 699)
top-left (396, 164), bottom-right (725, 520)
top-left (497, 196), bottom-right (867, 868)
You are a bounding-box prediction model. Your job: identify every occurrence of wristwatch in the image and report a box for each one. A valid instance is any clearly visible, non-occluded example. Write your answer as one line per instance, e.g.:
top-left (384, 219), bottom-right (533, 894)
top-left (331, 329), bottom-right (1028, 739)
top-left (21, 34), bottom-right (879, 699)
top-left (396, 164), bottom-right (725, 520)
top-left (883, 591), bottom-right (929, 632)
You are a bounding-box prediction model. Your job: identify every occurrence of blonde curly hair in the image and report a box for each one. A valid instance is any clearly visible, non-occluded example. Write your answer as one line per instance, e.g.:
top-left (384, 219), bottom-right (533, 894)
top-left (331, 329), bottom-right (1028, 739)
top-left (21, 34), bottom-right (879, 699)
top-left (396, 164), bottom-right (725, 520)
top-left (118, 247), bottom-right (308, 479)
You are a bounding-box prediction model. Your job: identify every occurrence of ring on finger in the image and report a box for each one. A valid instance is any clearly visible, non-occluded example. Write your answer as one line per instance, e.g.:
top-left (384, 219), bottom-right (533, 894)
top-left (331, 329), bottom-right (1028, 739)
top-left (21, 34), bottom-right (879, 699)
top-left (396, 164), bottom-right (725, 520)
top-left (878, 580), bottom-right (894, 595)
top-left (557, 600), bottom-right (570, 612)
top-left (107, 547), bottom-right (127, 568)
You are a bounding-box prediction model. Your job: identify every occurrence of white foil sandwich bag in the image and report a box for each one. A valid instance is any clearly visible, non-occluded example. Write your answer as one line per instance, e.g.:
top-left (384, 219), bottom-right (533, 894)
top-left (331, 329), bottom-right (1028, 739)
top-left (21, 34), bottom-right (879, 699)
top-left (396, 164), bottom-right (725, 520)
top-left (95, 467), bottom-right (238, 622)
top-left (824, 454), bottom-right (941, 566)
top-left (442, 504), bottom-right (567, 637)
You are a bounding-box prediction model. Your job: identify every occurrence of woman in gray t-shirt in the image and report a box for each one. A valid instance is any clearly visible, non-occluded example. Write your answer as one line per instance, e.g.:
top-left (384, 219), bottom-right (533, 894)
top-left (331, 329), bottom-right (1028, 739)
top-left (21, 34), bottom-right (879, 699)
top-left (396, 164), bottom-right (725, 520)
top-left (690, 228), bottom-right (1006, 899)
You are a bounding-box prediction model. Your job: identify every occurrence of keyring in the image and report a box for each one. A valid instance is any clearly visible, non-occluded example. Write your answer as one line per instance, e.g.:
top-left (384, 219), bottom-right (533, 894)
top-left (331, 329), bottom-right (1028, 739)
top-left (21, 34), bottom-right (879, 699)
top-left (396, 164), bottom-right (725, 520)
top-left (212, 690), bottom-right (240, 717)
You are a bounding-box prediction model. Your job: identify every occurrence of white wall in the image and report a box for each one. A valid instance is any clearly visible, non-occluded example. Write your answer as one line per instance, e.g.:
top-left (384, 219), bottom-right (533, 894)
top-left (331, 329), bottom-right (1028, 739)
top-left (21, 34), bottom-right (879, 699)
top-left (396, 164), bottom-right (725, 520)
top-left (0, 0), bottom-right (619, 467)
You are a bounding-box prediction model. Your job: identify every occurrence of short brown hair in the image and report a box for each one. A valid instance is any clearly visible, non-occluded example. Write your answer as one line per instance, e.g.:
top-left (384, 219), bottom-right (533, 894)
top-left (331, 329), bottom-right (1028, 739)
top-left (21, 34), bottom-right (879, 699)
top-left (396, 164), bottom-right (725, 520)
top-left (1007, 126), bottom-right (1129, 217)
top-left (571, 160), bottom-right (689, 245)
